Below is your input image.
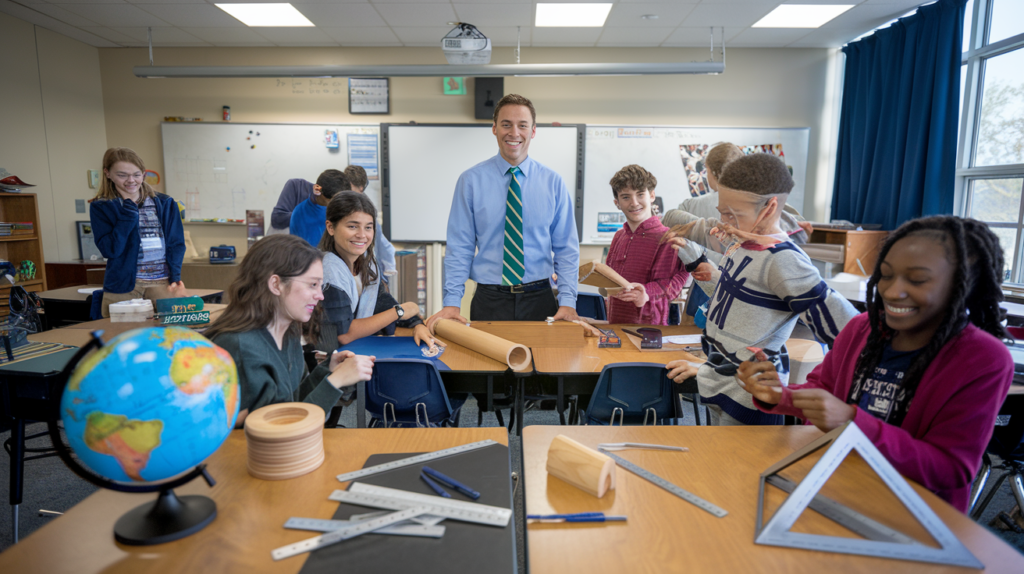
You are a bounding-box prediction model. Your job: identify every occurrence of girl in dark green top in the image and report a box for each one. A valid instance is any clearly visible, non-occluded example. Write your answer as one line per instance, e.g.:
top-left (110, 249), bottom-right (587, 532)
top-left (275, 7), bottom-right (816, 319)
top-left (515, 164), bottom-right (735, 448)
top-left (205, 234), bottom-right (375, 428)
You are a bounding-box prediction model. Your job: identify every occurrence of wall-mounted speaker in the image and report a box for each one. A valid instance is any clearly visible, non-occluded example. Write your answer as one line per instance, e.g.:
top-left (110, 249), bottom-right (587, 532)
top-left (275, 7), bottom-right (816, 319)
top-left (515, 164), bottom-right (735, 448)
top-left (474, 77), bottom-right (504, 121)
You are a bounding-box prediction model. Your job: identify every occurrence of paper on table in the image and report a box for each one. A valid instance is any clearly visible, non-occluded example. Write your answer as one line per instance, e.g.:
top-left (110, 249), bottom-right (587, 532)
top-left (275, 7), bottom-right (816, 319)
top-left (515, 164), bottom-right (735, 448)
top-left (78, 288), bottom-right (99, 294)
top-left (662, 335), bottom-right (703, 346)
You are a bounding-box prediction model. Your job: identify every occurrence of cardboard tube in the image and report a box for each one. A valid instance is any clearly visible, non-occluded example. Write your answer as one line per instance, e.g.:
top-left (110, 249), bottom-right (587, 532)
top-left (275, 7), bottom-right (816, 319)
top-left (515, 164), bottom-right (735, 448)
top-left (546, 434), bottom-right (616, 498)
top-left (434, 320), bottom-right (532, 371)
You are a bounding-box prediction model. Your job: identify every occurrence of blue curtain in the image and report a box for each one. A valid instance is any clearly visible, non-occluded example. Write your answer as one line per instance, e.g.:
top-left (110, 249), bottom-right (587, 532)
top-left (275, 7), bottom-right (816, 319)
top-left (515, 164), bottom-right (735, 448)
top-left (831, 0), bottom-right (965, 230)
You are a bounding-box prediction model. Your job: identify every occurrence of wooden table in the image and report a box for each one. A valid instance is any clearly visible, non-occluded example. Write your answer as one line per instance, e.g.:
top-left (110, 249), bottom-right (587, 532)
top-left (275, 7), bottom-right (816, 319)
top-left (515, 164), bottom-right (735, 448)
top-left (522, 425), bottom-right (1021, 573)
top-left (37, 286), bottom-right (225, 328)
top-left (0, 428), bottom-right (509, 573)
top-left (58, 304), bottom-right (227, 339)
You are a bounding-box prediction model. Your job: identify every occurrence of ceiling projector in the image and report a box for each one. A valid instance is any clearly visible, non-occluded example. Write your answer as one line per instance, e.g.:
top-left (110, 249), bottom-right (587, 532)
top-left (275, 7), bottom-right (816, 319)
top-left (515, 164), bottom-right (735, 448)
top-left (442, 23), bottom-right (491, 65)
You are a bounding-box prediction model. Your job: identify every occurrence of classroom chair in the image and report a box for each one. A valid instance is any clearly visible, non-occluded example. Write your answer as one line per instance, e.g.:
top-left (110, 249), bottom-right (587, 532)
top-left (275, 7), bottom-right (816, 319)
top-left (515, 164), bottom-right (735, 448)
top-left (970, 393), bottom-right (1024, 525)
top-left (575, 292), bottom-right (607, 321)
top-left (364, 358), bottom-right (462, 428)
top-left (89, 289), bottom-right (103, 321)
top-left (579, 362), bottom-right (680, 426)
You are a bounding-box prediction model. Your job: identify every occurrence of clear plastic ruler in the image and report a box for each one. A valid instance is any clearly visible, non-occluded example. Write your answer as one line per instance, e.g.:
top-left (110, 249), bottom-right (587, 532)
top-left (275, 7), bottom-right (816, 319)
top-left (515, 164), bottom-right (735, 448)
top-left (335, 440), bottom-right (499, 483)
top-left (284, 517), bottom-right (445, 538)
top-left (330, 483), bottom-right (512, 527)
top-left (598, 448), bottom-right (728, 518)
top-left (765, 475), bottom-right (918, 545)
top-left (271, 507), bottom-right (428, 561)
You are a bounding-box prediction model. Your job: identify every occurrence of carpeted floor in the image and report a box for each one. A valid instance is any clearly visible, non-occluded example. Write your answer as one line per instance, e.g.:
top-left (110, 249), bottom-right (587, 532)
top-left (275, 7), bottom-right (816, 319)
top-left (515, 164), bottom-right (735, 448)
top-left (2, 398), bottom-right (1022, 571)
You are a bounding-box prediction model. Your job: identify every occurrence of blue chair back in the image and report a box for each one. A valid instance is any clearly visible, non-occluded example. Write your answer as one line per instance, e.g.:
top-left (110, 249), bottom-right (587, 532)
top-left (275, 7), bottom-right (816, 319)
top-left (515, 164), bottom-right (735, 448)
top-left (89, 289), bottom-right (104, 321)
top-left (365, 358), bottom-right (459, 428)
top-left (576, 292), bottom-right (607, 321)
top-left (583, 362), bottom-right (677, 426)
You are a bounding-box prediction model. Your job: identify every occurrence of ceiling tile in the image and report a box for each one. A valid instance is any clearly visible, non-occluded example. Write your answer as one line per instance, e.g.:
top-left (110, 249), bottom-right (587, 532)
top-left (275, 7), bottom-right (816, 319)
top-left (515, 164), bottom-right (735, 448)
top-left (604, 3), bottom-right (698, 28)
top-left (596, 26), bottom-right (673, 46)
top-left (183, 26), bottom-right (276, 44)
top-left (253, 26), bottom-right (338, 45)
top-left (26, 3), bottom-right (103, 26)
top-left (662, 26), bottom-right (742, 47)
top-left (820, 3), bottom-right (917, 30)
top-left (467, 25), bottom-right (530, 46)
top-left (49, 0), bottom-right (125, 4)
top-left (452, 3), bottom-right (533, 27)
top-left (109, 25), bottom-right (209, 44)
top-left (373, 3), bottom-right (456, 27)
top-left (787, 27), bottom-right (864, 48)
top-left (135, 4), bottom-right (244, 27)
top-left (390, 25), bottom-right (455, 45)
top-left (680, 3), bottom-right (777, 28)
top-left (531, 27), bottom-right (601, 46)
top-left (80, 25), bottom-right (140, 43)
top-left (320, 26), bottom-right (401, 45)
top-left (57, 3), bottom-right (170, 27)
top-left (727, 27), bottom-right (814, 47)
top-left (289, 0), bottom-right (374, 3)
top-left (295, 3), bottom-right (386, 27)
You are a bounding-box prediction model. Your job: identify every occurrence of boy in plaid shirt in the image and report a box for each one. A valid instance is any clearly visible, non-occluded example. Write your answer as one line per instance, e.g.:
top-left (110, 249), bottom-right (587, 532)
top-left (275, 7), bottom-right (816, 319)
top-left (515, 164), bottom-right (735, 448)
top-left (606, 165), bottom-right (704, 324)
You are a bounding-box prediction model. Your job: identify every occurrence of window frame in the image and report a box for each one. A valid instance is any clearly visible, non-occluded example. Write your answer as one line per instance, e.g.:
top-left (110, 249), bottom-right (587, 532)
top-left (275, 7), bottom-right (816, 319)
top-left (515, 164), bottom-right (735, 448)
top-left (955, 0), bottom-right (1024, 284)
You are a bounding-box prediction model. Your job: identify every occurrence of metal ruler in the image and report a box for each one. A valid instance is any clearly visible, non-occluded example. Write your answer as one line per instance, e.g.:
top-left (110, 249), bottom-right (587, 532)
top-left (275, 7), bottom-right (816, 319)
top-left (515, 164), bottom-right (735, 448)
top-left (335, 440), bottom-right (499, 483)
top-left (272, 507), bottom-right (428, 561)
top-left (284, 517), bottom-right (445, 538)
top-left (330, 483), bottom-right (512, 527)
top-left (598, 448), bottom-right (727, 518)
top-left (765, 475), bottom-right (917, 545)
top-left (350, 510), bottom-right (445, 526)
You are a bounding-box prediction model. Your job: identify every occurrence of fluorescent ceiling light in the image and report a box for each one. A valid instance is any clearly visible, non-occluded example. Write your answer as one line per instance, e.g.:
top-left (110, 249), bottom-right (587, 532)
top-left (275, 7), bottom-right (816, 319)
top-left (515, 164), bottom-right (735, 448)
top-left (536, 3), bottom-right (613, 27)
top-left (215, 4), bottom-right (314, 27)
top-left (752, 4), bottom-right (855, 28)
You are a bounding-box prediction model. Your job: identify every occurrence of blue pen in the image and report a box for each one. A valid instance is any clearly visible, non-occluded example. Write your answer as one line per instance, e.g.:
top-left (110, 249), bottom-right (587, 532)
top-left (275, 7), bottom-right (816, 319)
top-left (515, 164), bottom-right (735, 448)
top-left (421, 466), bottom-right (481, 500)
top-left (527, 513), bottom-right (627, 523)
top-left (420, 472), bottom-right (452, 498)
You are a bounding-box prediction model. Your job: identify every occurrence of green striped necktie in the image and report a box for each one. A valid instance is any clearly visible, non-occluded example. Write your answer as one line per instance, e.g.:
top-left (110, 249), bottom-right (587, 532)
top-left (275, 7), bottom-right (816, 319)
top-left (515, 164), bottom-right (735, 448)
top-left (502, 166), bottom-right (525, 286)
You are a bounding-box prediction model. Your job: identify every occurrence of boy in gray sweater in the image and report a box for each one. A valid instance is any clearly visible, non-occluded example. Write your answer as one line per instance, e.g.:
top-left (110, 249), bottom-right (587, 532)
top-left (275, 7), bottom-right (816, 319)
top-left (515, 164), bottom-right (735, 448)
top-left (662, 154), bottom-right (858, 425)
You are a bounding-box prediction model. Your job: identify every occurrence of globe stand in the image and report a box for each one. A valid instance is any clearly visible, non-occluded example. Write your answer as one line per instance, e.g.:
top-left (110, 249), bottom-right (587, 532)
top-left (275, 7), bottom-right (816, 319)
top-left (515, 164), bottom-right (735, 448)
top-left (114, 489), bottom-right (217, 545)
top-left (46, 330), bottom-right (224, 546)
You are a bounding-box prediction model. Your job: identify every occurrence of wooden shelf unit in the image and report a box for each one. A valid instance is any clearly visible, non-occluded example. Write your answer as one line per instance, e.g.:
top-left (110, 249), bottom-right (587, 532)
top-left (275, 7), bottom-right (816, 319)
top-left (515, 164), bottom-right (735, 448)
top-left (808, 228), bottom-right (889, 276)
top-left (0, 192), bottom-right (48, 316)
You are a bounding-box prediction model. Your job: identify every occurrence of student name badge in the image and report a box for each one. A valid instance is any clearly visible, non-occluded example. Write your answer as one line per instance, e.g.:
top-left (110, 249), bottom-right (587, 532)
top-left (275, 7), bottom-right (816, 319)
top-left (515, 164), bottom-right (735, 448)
top-left (141, 236), bottom-right (164, 251)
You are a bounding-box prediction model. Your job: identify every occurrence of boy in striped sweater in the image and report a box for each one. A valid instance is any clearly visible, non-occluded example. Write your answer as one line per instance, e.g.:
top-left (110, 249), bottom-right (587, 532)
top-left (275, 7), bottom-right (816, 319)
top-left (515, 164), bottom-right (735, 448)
top-left (662, 154), bottom-right (858, 425)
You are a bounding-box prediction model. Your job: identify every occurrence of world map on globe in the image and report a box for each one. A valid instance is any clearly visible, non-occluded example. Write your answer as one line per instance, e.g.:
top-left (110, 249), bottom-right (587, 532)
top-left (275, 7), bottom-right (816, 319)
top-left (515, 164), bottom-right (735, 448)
top-left (60, 327), bottom-right (239, 483)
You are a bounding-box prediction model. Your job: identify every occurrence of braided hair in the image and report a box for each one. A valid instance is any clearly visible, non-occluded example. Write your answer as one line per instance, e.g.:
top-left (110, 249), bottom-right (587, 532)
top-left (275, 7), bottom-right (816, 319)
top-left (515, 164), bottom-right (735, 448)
top-left (847, 216), bottom-right (1009, 426)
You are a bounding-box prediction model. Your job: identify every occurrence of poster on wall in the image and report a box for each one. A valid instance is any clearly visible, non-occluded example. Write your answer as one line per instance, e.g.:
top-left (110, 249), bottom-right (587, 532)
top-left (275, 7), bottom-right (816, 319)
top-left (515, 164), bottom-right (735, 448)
top-left (680, 143), bottom-right (790, 198)
top-left (347, 133), bottom-right (380, 179)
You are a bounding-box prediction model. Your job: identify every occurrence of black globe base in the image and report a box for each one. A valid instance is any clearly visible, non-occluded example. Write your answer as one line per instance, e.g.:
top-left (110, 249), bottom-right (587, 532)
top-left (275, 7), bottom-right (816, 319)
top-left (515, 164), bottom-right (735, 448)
top-left (114, 488), bottom-right (217, 545)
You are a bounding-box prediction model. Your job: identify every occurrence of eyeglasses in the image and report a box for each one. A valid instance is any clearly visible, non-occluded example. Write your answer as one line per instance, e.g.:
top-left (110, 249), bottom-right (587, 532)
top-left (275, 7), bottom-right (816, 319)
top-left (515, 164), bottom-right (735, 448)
top-left (112, 172), bottom-right (144, 180)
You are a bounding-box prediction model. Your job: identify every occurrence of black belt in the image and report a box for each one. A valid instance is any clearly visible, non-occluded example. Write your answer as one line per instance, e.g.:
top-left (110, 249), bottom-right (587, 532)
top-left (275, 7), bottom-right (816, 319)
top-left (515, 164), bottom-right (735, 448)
top-left (477, 279), bottom-right (551, 294)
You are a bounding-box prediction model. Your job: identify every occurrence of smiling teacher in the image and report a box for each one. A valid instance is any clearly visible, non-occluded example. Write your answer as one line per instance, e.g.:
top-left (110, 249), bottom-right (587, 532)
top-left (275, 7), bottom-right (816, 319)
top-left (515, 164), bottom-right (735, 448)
top-left (427, 94), bottom-right (580, 327)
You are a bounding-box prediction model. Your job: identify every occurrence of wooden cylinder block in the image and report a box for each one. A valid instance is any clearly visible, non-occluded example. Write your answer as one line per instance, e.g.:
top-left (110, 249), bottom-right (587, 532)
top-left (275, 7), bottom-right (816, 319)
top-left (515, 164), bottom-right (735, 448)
top-left (244, 403), bottom-right (325, 481)
top-left (434, 320), bottom-right (532, 371)
top-left (546, 434), bottom-right (616, 498)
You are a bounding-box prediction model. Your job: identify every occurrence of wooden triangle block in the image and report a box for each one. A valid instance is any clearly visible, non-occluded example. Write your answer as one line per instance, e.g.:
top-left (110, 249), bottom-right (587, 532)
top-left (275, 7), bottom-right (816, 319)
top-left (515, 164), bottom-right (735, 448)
top-left (755, 422), bottom-right (982, 568)
top-left (578, 260), bottom-right (631, 289)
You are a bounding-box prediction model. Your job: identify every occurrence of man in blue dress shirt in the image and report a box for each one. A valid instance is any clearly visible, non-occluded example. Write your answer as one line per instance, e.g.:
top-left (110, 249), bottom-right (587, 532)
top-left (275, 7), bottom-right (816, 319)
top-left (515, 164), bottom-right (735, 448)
top-left (428, 94), bottom-right (580, 326)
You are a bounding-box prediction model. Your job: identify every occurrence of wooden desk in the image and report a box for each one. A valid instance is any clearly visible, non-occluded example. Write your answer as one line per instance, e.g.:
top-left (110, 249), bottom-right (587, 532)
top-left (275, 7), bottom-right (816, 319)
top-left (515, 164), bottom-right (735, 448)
top-left (0, 428), bottom-right (509, 573)
top-left (37, 286), bottom-right (224, 328)
top-left (522, 425), bottom-right (1020, 573)
top-left (44, 261), bottom-right (106, 290)
top-left (532, 324), bottom-right (703, 374)
top-left (56, 304), bottom-right (227, 339)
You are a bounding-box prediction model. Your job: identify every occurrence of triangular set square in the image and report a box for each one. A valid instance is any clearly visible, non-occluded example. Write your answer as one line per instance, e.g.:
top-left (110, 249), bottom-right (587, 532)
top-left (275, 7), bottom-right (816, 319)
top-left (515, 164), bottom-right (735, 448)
top-left (755, 422), bottom-right (982, 568)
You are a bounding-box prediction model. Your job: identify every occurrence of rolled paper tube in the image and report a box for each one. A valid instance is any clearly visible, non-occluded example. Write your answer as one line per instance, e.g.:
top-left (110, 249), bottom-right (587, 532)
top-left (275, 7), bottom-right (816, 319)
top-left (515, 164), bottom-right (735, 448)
top-left (434, 320), bottom-right (532, 371)
top-left (546, 434), bottom-right (616, 498)
top-left (245, 403), bottom-right (325, 480)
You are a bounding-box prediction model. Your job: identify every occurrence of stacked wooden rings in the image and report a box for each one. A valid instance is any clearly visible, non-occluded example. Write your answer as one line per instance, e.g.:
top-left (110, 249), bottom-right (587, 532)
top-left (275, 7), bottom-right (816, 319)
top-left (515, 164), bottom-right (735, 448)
top-left (245, 403), bottom-right (325, 480)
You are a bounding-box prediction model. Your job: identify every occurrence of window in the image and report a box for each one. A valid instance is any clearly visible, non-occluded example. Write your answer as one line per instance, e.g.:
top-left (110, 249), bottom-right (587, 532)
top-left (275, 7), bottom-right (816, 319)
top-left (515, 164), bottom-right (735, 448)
top-left (957, 0), bottom-right (1024, 283)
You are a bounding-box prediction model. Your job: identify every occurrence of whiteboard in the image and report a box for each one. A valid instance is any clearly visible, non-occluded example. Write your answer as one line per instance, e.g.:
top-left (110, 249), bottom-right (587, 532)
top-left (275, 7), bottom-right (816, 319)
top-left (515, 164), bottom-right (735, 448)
top-left (161, 122), bottom-right (381, 224)
top-left (383, 124), bottom-right (583, 243)
top-left (582, 125), bottom-right (810, 245)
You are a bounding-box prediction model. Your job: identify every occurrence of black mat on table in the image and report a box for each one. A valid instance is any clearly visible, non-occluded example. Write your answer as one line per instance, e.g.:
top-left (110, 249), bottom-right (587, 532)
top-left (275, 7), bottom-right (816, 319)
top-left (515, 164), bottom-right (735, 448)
top-left (298, 443), bottom-right (517, 574)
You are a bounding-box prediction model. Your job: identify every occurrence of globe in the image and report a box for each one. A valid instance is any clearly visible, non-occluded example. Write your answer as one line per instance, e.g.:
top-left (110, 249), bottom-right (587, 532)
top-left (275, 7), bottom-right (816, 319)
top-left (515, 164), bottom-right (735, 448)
top-left (60, 327), bottom-right (239, 484)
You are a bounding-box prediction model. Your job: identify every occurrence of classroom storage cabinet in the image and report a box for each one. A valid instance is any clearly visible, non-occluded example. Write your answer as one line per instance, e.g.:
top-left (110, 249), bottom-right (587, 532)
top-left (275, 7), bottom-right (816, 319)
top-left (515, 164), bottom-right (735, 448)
top-left (0, 192), bottom-right (47, 320)
top-left (808, 228), bottom-right (889, 276)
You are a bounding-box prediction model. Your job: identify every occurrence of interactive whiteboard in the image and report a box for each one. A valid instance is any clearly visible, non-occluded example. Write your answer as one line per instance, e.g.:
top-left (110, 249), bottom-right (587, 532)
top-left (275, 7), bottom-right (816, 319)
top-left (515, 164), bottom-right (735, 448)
top-left (161, 122), bottom-right (381, 225)
top-left (382, 124), bottom-right (584, 243)
top-left (582, 125), bottom-right (810, 245)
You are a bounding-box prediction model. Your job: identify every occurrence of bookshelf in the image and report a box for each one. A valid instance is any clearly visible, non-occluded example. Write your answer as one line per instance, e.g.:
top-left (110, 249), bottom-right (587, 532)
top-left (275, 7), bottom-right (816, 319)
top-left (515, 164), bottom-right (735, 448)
top-left (0, 192), bottom-right (47, 319)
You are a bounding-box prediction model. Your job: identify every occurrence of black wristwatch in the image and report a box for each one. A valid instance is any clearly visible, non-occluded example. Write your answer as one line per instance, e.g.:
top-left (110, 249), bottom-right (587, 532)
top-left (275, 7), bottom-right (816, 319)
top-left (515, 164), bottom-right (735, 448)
top-left (394, 304), bottom-right (404, 319)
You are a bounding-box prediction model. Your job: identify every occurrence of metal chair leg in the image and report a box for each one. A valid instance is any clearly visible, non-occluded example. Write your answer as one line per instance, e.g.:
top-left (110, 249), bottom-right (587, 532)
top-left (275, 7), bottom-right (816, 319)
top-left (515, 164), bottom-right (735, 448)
top-left (1010, 472), bottom-right (1024, 513)
top-left (969, 459), bottom-right (992, 515)
top-left (691, 394), bottom-right (702, 425)
top-left (972, 472), bottom-right (1010, 520)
